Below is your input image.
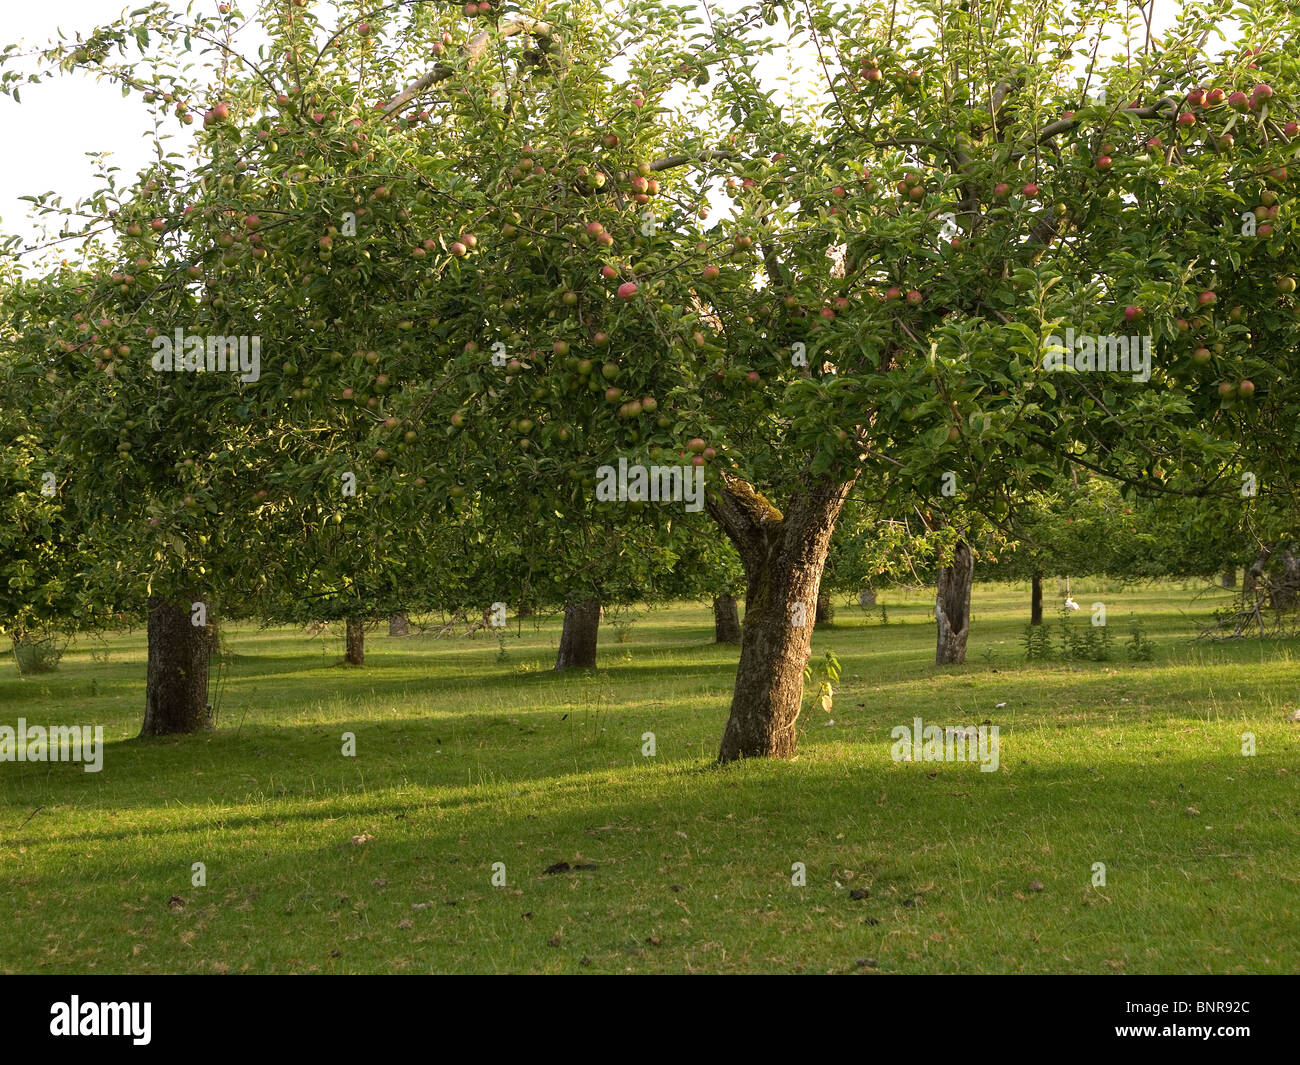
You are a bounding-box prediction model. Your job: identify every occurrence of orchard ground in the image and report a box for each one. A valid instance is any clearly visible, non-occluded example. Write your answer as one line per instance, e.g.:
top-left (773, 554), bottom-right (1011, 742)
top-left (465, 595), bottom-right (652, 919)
top-left (2, 581), bottom-right (1298, 975)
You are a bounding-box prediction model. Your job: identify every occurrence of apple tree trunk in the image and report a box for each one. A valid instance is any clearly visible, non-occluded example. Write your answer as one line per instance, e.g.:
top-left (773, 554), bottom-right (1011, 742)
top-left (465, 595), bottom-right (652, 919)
top-left (1031, 571), bottom-right (1043, 626)
top-left (555, 598), bottom-right (600, 670)
top-left (388, 613), bottom-right (410, 636)
top-left (345, 617), bottom-right (365, 666)
top-left (707, 472), bottom-right (855, 762)
top-left (140, 597), bottom-right (214, 737)
top-left (713, 594), bottom-right (742, 644)
top-left (1221, 566), bottom-right (1236, 589)
top-left (936, 541), bottom-right (974, 665)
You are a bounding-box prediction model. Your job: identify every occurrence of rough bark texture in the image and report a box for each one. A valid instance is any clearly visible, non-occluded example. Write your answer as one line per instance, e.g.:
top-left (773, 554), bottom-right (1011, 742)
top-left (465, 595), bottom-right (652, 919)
top-left (140, 597), bottom-right (213, 737)
top-left (345, 617), bottom-right (365, 666)
top-left (706, 470), bottom-right (856, 762)
top-left (713, 594), bottom-right (742, 644)
top-left (936, 541), bottom-right (974, 665)
top-left (1031, 571), bottom-right (1043, 626)
top-left (555, 598), bottom-right (600, 669)
top-left (388, 613), bottom-right (410, 636)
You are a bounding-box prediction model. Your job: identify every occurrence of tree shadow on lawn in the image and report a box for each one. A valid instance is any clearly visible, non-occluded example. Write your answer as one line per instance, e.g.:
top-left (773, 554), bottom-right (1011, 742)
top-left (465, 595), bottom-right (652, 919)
top-left (4, 709), bottom-right (1290, 846)
top-left (6, 749), bottom-right (1296, 976)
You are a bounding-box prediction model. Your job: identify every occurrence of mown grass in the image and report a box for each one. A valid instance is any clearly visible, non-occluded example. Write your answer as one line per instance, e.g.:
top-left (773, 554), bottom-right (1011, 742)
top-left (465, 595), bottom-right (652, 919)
top-left (2, 579), bottom-right (1298, 974)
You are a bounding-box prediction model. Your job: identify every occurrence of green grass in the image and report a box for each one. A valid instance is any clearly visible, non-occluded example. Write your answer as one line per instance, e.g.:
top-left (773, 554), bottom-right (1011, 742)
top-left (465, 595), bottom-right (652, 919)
top-left (3, 580), bottom-right (1299, 974)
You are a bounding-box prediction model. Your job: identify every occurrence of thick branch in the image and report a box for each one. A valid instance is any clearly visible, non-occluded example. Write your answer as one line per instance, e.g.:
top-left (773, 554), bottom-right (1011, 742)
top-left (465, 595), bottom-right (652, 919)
top-left (384, 19), bottom-right (553, 116)
top-left (705, 470), bottom-right (783, 565)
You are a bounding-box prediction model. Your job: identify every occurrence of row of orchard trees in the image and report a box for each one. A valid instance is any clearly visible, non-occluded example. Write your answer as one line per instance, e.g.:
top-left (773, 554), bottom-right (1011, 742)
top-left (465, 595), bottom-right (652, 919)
top-left (4, 0), bottom-right (1300, 759)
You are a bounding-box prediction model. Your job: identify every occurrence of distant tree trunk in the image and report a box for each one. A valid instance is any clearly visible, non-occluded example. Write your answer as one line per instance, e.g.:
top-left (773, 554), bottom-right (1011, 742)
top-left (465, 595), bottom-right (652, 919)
top-left (1269, 547), bottom-right (1300, 611)
top-left (555, 598), bottom-right (600, 669)
top-left (858, 587), bottom-right (876, 608)
top-left (517, 599), bottom-right (535, 619)
top-left (388, 613), bottom-right (410, 636)
top-left (936, 541), bottom-right (974, 665)
top-left (1031, 571), bottom-right (1043, 626)
top-left (814, 591), bottom-right (834, 627)
top-left (713, 594), bottom-right (742, 643)
top-left (1245, 544), bottom-right (1273, 601)
top-left (140, 597), bottom-right (213, 737)
top-left (1220, 566), bottom-right (1236, 589)
top-left (345, 617), bottom-right (365, 665)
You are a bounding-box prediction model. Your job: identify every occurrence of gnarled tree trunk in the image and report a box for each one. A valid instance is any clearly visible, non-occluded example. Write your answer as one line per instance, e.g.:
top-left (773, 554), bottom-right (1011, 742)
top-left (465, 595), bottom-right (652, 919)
top-left (713, 594), bottom-right (742, 644)
top-left (1031, 570), bottom-right (1043, 626)
top-left (936, 540), bottom-right (974, 665)
top-left (555, 597), bottom-right (600, 669)
top-left (140, 597), bottom-right (214, 737)
top-left (345, 617), bottom-right (365, 665)
top-left (707, 471), bottom-right (855, 762)
top-left (388, 613), bottom-right (410, 636)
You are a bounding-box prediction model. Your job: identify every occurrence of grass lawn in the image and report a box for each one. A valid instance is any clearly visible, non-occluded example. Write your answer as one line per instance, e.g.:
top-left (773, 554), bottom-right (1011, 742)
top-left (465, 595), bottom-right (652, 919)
top-left (2, 579), bottom-right (1298, 974)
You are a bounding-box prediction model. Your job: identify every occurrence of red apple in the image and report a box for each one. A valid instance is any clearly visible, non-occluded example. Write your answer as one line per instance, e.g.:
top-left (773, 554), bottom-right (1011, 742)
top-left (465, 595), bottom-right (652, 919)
top-left (617, 281), bottom-right (638, 299)
top-left (1239, 379), bottom-right (1255, 396)
top-left (1123, 304), bottom-right (1142, 321)
top-left (1022, 183), bottom-right (1039, 198)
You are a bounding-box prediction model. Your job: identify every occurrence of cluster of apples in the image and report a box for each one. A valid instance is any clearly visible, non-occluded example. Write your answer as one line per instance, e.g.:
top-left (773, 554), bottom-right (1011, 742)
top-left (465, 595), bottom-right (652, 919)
top-left (884, 286), bottom-right (924, 306)
top-left (141, 91), bottom-right (198, 125)
top-left (857, 57), bottom-right (921, 94)
top-left (992, 181), bottom-right (1039, 199)
top-left (1253, 188), bottom-right (1282, 237)
top-left (895, 171), bottom-right (928, 205)
top-left (1178, 81), bottom-right (1288, 130)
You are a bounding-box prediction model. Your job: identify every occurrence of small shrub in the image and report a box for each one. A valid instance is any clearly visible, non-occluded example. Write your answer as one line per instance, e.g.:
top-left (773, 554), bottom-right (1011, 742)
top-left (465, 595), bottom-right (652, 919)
top-left (1127, 613), bottom-right (1156, 661)
top-left (12, 635), bottom-right (64, 675)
